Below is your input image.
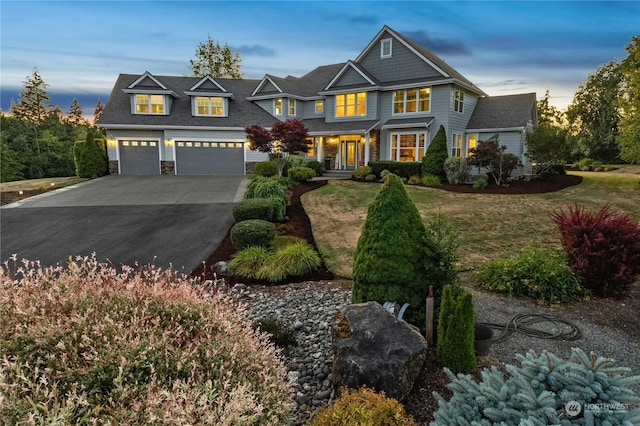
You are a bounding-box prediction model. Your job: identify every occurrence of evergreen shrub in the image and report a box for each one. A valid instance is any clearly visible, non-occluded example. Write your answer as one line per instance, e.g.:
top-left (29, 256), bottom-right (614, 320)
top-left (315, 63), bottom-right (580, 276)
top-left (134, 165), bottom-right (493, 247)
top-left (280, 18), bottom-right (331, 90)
top-left (551, 204), bottom-right (640, 296)
top-left (353, 166), bottom-right (372, 180)
top-left (578, 157), bottom-right (594, 171)
top-left (0, 257), bottom-right (293, 424)
top-left (73, 132), bottom-right (107, 178)
top-left (287, 166), bottom-right (316, 183)
top-left (306, 160), bottom-right (323, 176)
top-left (309, 386), bottom-right (417, 426)
top-left (436, 286), bottom-right (476, 373)
top-left (230, 219), bottom-right (275, 250)
top-left (254, 161), bottom-right (278, 177)
top-left (369, 161), bottom-right (421, 179)
top-left (443, 156), bottom-right (471, 185)
top-left (473, 177), bottom-right (488, 189)
top-left (245, 176), bottom-right (287, 221)
top-left (432, 347), bottom-right (640, 425)
top-left (422, 125), bottom-right (448, 180)
top-left (232, 198), bottom-right (274, 222)
top-left (474, 245), bottom-right (584, 304)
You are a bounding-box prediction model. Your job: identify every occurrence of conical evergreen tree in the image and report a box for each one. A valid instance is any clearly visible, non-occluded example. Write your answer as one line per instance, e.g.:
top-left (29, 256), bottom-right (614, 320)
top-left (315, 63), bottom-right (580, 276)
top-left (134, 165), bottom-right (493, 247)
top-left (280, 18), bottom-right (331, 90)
top-left (422, 125), bottom-right (449, 180)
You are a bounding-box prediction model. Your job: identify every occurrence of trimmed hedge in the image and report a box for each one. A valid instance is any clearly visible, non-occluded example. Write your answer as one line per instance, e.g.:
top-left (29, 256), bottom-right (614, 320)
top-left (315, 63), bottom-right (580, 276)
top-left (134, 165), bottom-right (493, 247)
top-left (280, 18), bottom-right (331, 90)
top-left (230, 219), bottom-right (275, 250)
top-left (233, 198), bottom-right (274, 222)
top-left (368, 161), bottom-right (421, 179)
top-left (254, 161), bottom-right (278, 177)
top-left (287, 166), bottom-right (316, 183)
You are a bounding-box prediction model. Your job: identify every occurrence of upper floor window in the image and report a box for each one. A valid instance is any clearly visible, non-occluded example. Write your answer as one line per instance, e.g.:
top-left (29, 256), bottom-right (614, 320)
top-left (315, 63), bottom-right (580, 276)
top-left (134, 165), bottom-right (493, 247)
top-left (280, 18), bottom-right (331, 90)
top-left (135, 94), bottom-right (165, 114)
top-left (454, 88), bottom-right (464, 113)
top-left (452, 133), bottom-right (463, 157)
top-left (335, 92), bottom-right (366, 117)
top-left (195, 96), bottom-right (224, 116)
top-left (381, 38), bottom-right (392, 58)
top-left (274, 98), bottom-right (283, 115)
top-left (393, 87), bottom-right (431, 114)
top-left (288, 99), bottom-right (296, 116)
top-left (315, 99), bottom-right (324, 113)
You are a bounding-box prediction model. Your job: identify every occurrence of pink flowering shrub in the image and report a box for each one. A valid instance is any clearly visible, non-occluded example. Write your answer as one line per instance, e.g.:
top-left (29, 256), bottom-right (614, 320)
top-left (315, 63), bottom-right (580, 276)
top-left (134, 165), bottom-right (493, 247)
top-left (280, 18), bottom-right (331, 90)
top-left (0, 256), bottom-right (293, 425)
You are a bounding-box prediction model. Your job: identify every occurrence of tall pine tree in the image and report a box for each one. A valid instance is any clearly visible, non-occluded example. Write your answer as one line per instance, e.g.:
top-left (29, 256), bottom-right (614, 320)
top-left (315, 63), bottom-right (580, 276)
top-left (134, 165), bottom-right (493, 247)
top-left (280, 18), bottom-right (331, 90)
top-left (188, 35), bottom-right (243, 78)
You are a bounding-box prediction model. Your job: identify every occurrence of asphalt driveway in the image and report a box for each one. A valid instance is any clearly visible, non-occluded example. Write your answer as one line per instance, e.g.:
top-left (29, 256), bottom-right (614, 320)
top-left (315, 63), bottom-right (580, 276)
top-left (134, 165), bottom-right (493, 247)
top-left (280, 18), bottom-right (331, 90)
top-left (1, 175), bottom-right (247, 273)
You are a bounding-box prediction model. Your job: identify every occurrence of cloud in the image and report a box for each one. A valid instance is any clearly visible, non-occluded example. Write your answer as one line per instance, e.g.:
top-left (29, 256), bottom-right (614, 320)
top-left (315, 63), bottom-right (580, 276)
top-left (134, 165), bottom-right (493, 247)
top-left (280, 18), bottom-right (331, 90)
top-left (402, 30), bottom-right (471, 56)
top-left (234, 44), bottom-right (277, 57)
top-left (346, 14), bottom-right (379, 25)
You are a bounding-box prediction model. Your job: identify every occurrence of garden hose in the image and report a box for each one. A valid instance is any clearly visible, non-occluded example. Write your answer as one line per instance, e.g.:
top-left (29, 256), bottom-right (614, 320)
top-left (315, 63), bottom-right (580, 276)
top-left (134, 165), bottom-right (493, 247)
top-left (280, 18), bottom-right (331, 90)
top-left (477, 313), bottom-right (582, 343)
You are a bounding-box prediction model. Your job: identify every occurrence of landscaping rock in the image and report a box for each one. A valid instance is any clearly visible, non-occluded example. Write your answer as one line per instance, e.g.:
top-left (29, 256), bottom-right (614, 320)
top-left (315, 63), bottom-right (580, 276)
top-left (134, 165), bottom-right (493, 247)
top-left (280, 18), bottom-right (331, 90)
top-left (212, 260), bottom-right (232, 276)
top-left (331, 301), bottom-right (428, 401)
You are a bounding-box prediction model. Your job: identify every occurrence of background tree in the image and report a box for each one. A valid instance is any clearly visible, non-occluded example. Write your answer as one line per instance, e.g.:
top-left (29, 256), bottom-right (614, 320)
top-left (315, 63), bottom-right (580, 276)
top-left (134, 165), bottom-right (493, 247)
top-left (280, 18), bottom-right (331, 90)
top-left (617, 35), bottom-right (640, 164)
top-left (188, 35), bottom-right (243, 78)
top-left (93, 99), bottom-right (104, 126)
top-left (566, 60), bottom-right (622, 162)
top-left (67, 98), bottom-right (87, 126)
top-left (537, 90), bottom-right (566, 127)
top-left (10, 68), bottom-right (53, 123)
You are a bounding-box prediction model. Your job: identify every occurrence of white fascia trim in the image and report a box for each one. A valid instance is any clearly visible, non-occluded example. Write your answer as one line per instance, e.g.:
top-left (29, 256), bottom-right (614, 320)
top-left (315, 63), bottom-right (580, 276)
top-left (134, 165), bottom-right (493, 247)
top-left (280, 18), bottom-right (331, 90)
top-left (189, 76), bottom-right (228, 92)
top-left (465, 127), bottom-right (526, 133)
top-left (98, 124), bottom-right (248, 131)
top-left (184, 91), bottom-right (234, 100)
top-left (355, 26), bottom-right (389, 62)
top-left (323, 61), bottom-right (376, 91)
top-left (250, 76), bottom-right (283, 97)
top-left (127, 71), bottom-right (169, 90)
top-left (123, 88), bottom-right (179, 98)
top-left (246, 93), bottom-right (307, 101)
top-left (382, 122), bottom-right (433, 130)
top-left (383, 28), bottom-right (450, 78)
top-left (318, 86), bottom-right (381, 96)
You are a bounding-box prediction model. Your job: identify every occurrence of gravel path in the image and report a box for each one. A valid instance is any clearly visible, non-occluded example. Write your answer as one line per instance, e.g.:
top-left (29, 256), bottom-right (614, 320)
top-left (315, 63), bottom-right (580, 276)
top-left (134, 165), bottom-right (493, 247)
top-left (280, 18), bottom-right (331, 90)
top-left (229, 279), bottom-right (640, 425)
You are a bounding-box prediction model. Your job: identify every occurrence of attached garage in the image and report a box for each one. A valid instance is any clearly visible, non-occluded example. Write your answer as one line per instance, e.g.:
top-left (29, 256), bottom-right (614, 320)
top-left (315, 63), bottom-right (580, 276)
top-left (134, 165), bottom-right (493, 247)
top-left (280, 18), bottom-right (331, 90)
top-left (175, 141), bottom-right (245, 175)
top-left (119, 140), bottom-right (160, 174)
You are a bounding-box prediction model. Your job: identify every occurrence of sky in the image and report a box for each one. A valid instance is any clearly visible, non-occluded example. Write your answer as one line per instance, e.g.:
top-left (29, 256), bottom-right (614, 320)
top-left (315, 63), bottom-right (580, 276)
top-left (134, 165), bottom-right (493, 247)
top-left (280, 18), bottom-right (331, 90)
top-left (1, 0), bottom-right (638, 116)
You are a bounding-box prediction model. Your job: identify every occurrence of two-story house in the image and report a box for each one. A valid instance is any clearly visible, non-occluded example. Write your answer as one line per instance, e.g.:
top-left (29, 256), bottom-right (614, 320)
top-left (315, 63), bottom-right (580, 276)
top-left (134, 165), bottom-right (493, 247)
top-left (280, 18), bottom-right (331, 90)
top-left (98, 25), bottom-right (537, 175)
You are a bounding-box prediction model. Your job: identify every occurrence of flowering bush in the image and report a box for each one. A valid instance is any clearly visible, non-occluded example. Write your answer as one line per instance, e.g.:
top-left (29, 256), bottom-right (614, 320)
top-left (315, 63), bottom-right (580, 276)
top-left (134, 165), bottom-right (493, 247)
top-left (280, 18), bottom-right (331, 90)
top-left (0, 256), bottom-right (294, 425)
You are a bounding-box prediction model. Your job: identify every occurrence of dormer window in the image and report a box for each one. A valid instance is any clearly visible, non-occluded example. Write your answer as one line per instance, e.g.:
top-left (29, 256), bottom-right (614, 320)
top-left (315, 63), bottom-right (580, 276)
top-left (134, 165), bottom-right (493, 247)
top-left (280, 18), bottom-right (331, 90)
top-left (135, 94), bottom-right (165, 114)
top-left (195, 96), bottom-right (225, 116)
top-left (381, 38), bottom-right (392, 58)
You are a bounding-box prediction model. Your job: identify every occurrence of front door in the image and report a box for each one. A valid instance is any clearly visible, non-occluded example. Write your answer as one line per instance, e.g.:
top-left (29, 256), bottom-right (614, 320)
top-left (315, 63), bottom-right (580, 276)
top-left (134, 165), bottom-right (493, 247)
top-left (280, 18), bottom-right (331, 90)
top-left (342, 140), bottom-right (357, 170)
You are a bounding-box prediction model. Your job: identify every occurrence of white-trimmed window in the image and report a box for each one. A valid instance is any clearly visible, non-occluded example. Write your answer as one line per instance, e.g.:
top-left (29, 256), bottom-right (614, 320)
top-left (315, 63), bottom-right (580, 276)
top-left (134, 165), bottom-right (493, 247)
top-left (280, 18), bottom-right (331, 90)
top-left (391, 132), bottom-right (427, 162)
top-left (306, 138), bottom-right (317, 157)
top-left (315, 99), bottom-right (324, 113)
top-left (454, 88), bottom-right (464, 113)
top-left (288, 99), bottom-right (296, 116)
top-left (452, 133), bottom-right (463, 157)
top-left (135, 94), bottom-right (165, 114)
top-left (466, 134), bottom-right (477, 157)
top-left (393, 87), bottom-right (431, 114)
top-left (381, 38), bottom-right (392, 58)
top-left (335, 92), bottom-right (366, 117)
top-left (274, 98), bottom-right (283, 115)
top-left (194, 96), bottom-right (224, 116)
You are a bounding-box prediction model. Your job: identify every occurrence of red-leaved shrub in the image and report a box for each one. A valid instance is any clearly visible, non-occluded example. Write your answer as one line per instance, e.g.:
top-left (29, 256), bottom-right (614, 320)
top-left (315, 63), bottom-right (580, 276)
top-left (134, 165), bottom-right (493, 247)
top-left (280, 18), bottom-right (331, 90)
top-left (551, 204), bottom-right (640, 296)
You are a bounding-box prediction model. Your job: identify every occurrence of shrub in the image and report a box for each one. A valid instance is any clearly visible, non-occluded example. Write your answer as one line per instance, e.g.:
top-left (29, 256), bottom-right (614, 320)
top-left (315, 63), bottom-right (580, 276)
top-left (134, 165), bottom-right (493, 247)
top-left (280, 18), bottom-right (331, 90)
top-left (245, 176), bottom-right (287, 221)
top-left (443, 156), bottom-right (471, 185)
top-left (253, 317), bottom-right (297, 349)
top-left (422, 125), bottom-right (448, 180)
top-left (271, 235), bottom-right (307, 250)
top-left (307, 160), bottom-right (323, 176)
top-left (472, 177), bottom-right (488, 189)
top-left (578, 157), bottom-right (594, 171)
top-left (309, 387), bottom-right (417, 426)
top-left (369, 161), bottom-right (421, 179)
top-left (228, 246), bottom-right (273, 279)
top-left (364, 174), bottom-right (377, 182)
top-left (230, 219), bottom-right (275, 250)
top-left (285, 155), bottom-right (308, 170)
top-left (432, 347), bottom-right (640, 425)
top-left (353, 165), bottom-right (372, 180)
top-left (437, 288), bottom-right (476, 374)
top-left (551, 204), bottom-right (640, 296)
top-left (474, 245), bottom-right (583, 304)
top-left (407, 174), bottom-right (422, 185)
top-left (74, 132), bottom-right (107, 178)
top-left (233, 198), bottom-right (274, 222)
top-left (287, 166), bottom-right (316, 183)
top-left (421, 173), bottom-right (441, 187)
top-left (468, 140), bottom-right (520, 185)
top-left (0, 257), bottom-right (293, 425)
top-left (254, 161), bottom-right (278, 177)
top-left (352, 174), bottom-right (457, 332)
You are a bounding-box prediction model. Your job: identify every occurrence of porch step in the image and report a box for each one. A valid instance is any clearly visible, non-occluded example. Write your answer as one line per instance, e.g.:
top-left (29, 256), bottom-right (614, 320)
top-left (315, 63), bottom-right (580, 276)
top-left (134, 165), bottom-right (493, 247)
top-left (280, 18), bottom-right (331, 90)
top-left (314, 170), bottom-right (353, 180)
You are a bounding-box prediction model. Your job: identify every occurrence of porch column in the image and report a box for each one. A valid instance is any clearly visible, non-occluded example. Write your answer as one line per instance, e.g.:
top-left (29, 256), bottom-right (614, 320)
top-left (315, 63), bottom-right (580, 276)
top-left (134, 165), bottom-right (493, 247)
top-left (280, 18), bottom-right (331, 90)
top-left (317, 136), bottom-right (323, 162)
top-left (364, 132), bottom-right (370, 166)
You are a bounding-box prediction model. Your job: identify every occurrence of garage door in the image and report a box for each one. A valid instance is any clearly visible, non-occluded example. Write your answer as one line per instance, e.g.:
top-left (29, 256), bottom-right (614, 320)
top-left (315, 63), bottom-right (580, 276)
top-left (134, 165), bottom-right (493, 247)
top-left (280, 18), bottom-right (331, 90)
top-left (175, 141), bottom-right (244, 175)
top-left (119, 140), bottom-right (159, 174)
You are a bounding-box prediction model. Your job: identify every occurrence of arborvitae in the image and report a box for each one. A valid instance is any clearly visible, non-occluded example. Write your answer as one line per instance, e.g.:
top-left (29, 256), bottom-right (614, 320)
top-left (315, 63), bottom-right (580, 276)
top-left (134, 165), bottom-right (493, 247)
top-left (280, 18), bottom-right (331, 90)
top-left (436, 285), bottom-right (454, 363)
top-left (422, 124), bottom-right (449, 181)
top-left (441, 291), bottom-right (476, 374)
top-left (432, 347), bottom-right (640, 425)
top-left (352, 173), bottom-right (430, 330)
top-left (74, 132), bottom-right (107, 178)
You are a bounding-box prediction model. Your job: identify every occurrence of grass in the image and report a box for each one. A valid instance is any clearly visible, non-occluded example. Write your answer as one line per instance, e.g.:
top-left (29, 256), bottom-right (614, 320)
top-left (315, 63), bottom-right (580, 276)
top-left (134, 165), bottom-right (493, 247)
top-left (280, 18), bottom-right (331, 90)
top-left (0, 176), bottom-right (87, 192)
top-left (302, 171), bottom-right (640, 278)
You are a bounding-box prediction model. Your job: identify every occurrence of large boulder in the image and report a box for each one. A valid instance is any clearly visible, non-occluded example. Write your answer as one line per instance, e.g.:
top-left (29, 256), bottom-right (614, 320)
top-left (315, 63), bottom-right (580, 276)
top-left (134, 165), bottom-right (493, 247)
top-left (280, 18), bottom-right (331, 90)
top-left (331, 302), bottom-right (428, 401)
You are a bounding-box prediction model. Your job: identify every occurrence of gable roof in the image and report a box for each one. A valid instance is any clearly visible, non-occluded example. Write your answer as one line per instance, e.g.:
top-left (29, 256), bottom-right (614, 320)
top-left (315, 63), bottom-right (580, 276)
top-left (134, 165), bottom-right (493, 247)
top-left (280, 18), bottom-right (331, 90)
top-left (323, 61), bottom-right (378, 91)
top-left (466, 93), bottom-right (537, 130)
top-left (249, 63), bottom-right (346, 99)
top-left (99, 74), bottom-right (275, 129)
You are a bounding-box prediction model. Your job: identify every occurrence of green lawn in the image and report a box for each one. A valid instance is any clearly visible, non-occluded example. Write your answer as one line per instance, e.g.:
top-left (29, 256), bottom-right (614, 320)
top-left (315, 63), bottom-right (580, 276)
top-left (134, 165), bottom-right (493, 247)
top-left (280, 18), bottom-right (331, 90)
top-left (0, 176), bottom-right (87, 192)
top-left (302, 172), bottom-right (640, 278)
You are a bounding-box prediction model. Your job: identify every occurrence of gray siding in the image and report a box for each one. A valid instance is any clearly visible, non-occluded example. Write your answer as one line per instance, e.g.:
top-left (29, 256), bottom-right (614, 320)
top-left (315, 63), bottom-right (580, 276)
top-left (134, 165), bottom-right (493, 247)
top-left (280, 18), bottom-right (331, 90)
top-left (325, 92), bottom-right (377, 123)
top-left (331, 67), bottom-right (370, 88)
